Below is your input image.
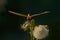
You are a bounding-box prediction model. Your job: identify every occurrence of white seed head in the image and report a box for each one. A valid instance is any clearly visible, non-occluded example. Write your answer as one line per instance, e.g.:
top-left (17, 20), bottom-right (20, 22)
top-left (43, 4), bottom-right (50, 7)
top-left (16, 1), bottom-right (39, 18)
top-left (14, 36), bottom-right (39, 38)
top-left (33, 25), bottom-right (49, 39)
top-left (21, 21), bottom-right (30, 30)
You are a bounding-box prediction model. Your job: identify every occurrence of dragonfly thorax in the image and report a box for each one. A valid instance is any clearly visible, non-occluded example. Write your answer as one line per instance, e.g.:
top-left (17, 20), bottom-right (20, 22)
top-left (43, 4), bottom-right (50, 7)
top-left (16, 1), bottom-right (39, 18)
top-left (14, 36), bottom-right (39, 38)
top-left (27, 13), bottom-right (31, 20)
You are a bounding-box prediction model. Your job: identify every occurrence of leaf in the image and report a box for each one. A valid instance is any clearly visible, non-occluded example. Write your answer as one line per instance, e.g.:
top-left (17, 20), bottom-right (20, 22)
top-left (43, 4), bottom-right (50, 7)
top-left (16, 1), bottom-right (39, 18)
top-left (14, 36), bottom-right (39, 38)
top-left (30, 19), bottom-right (36, 27)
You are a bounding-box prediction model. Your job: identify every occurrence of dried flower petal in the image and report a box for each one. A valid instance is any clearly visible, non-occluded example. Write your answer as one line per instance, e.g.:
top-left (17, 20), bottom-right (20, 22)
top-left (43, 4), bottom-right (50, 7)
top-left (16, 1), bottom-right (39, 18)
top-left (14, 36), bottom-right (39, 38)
top-left (33, 25), bottom-right (49, 39)
top-left (21, 21), bottom-right (31, 31)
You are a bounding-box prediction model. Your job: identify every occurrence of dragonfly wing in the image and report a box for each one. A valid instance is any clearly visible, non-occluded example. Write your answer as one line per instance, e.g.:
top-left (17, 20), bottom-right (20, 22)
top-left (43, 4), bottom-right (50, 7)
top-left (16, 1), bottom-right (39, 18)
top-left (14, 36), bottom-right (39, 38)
top-left (8, 10), bottom-right (27, 17)
top-left (31, 11), bottom-right (50, 17)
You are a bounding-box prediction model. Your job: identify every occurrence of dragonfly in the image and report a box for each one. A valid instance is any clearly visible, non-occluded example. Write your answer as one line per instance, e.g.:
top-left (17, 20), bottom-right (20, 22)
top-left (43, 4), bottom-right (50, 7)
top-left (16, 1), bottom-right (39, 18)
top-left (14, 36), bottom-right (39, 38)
top-left (8, 10), bottom-right (50, 20)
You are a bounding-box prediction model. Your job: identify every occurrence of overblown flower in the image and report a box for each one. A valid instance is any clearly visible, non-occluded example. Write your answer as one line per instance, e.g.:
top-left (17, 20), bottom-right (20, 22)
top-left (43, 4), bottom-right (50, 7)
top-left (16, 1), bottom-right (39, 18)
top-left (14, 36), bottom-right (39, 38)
top-left (33, 25), bottom-right (49, 39)
top-left (21, 21), bottom-right (31, 31)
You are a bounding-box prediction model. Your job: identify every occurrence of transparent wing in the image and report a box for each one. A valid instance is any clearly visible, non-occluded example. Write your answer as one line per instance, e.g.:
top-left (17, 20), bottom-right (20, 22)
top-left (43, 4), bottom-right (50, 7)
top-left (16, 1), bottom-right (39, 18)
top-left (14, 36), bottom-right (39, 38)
top-left (31, 11), bottom-right (50, 17)
top-left (8, 10), bottom-right (27, 17)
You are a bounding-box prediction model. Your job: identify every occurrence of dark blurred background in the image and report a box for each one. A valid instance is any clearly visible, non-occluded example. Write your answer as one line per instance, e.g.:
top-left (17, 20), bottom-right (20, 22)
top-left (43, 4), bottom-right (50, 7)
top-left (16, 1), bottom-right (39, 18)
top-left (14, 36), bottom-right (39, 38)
top-left (0, 0), bottom-right (60, 40)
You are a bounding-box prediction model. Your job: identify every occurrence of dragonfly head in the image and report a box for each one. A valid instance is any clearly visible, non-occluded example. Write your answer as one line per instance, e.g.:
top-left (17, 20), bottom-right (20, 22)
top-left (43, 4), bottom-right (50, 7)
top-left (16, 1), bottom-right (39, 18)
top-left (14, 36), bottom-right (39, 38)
top-left (28, 13), bottom-right (30, 16)
top-left (27, 13), bottom-right (31, 20)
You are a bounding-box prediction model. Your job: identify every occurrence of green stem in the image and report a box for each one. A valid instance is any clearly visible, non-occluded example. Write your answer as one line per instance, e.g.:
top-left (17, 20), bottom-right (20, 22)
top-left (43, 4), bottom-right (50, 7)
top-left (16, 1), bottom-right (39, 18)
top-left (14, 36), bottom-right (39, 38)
top-left (29, 26), bottom-right (34, 40)
top-left (36, 39), bottom-right (38, 40)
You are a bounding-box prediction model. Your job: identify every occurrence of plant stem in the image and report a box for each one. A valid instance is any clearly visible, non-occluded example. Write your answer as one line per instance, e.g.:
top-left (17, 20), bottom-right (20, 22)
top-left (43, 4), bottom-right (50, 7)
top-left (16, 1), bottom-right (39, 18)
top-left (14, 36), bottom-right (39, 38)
top-left (30, 26), bottom-right (34, 40)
